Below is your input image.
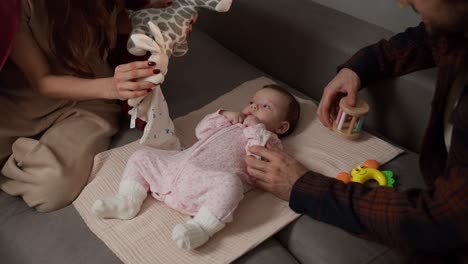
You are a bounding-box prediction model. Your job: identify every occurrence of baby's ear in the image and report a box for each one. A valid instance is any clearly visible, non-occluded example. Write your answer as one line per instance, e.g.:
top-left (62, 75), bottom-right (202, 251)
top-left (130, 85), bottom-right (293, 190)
top-left (276, 121), bottom-right (290, 135)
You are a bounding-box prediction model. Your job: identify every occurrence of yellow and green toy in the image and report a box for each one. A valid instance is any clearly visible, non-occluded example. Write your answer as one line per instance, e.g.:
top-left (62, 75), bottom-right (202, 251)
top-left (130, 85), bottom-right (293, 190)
top-left (336, 160), bottom-right (395, 187)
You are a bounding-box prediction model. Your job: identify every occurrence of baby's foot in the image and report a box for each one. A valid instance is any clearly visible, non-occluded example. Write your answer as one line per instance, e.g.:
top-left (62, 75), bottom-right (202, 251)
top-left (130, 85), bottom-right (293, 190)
top-left (172, 221), bottom-right (209, 250)
top-left (92, 195), bottom-right (141, 220)
top-left (171, 206), bottom-right (226, 249)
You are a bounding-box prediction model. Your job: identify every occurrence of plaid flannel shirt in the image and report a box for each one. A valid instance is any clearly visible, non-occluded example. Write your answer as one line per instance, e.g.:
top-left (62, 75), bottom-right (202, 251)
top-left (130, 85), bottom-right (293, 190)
top-left (289, 23), bottom-right (468, 263)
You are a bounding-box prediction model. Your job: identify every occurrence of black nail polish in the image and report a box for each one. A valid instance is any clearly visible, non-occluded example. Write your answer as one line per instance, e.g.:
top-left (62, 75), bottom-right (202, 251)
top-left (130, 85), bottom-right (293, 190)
top-left (148, 61), bottom-right (156, 66)
top-left (153, 69), bottom-right (161, 74)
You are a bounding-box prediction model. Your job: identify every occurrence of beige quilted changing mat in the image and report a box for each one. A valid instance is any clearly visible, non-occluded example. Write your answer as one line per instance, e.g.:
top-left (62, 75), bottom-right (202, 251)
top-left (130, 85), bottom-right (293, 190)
top-left (73, 77), bottom-right (403, 264)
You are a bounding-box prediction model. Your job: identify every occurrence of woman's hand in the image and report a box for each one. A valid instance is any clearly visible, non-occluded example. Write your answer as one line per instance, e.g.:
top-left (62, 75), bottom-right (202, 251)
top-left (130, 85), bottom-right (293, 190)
top-left (110, 60), bottom-right (159, 100)
top-left (317, 68), bottom-right (361, 128)
top-left (221, 111), bottom-right (246, 125)
top-left (246, 145), bottom-right (308, 201)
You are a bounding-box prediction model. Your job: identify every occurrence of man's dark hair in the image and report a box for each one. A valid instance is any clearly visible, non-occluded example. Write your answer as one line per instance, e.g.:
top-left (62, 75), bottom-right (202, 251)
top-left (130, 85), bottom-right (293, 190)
top-left (262, 84), bottom-right (301, 137)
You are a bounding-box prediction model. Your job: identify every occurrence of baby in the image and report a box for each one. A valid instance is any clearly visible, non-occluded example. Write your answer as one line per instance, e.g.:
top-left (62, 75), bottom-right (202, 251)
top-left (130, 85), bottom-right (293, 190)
top-left (92, 84), bottom-right (301, 249)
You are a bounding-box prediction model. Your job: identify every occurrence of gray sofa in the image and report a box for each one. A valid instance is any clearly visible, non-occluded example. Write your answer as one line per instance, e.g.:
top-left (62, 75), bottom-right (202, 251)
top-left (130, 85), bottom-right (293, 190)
top-left (1, 0), bottom-right (435, 263)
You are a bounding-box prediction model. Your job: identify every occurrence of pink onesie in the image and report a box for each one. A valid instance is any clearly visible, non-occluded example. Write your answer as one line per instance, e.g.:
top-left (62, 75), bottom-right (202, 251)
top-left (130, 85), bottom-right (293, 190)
top-left (122, 110), bottom-right (282, 223)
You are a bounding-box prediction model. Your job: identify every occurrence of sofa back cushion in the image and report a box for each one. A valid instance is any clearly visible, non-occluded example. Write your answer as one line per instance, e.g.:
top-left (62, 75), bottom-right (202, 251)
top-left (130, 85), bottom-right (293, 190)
top-left (196, 0), bottom-right (437, 153)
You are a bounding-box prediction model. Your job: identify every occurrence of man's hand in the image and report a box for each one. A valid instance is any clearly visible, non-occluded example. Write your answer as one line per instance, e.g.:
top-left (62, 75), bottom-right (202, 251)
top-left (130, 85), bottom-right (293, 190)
top-left (221, 111), bottom-right (246, 125)
top-left (317, 68), bottom-right (361, 128)
top-left (245, 145), bottom-right (308, 201)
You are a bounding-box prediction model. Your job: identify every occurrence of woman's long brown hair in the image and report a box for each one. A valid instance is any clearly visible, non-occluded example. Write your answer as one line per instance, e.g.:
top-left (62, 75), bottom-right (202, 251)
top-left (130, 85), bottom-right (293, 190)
top-left (45, 0), bottom-right (118, 78)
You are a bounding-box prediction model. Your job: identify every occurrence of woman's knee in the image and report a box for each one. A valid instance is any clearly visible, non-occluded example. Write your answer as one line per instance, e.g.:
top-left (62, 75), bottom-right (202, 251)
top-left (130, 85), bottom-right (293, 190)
top-left (33, 169), bottom-right (88, 212)
top-left (2, 171), bottom-right (87, 212)
top-left (2, 139), bottom-right (92, 211)
top-left (45, 177), bottom-right (86, 211)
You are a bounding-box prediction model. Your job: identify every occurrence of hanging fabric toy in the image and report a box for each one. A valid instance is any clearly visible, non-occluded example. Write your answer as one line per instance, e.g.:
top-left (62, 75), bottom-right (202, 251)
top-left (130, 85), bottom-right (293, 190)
top-left (126, 0), bottom-right (233, 148)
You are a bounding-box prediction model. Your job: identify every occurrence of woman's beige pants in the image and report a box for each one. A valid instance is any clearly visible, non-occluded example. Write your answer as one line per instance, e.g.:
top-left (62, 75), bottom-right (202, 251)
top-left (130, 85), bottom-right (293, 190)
top-left (0, 97), bottom-right (120, 212)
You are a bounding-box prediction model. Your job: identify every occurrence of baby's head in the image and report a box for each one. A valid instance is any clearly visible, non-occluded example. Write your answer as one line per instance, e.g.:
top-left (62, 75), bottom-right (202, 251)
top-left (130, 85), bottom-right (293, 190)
top-left (241, 84), bottom-right (300, 137)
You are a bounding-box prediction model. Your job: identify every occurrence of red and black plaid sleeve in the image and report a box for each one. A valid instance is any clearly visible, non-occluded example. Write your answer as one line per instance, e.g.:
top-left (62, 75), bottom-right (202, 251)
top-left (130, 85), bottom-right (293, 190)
top-left (340, 23), bottom-right (436, 87)
top-left (289, 23), bottom-right (468, 258)
top-left (290, 161), bottom-right (468, 252)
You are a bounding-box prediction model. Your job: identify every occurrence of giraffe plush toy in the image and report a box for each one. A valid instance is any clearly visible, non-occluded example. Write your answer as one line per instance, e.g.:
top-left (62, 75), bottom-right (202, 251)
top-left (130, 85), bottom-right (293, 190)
top-left (126, 0), bottom-right (233, 149)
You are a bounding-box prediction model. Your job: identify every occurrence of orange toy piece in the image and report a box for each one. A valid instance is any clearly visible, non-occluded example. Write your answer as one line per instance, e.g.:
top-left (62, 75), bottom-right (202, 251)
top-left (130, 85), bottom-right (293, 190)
top-left (336, 172), bottom-right (352, 184)
top-left (363, 159), bottom-right (379, 169)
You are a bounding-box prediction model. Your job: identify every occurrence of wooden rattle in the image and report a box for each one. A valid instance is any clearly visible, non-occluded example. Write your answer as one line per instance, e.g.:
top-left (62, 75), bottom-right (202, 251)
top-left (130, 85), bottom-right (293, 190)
top-left (333, 97), bottom-right (369, 139)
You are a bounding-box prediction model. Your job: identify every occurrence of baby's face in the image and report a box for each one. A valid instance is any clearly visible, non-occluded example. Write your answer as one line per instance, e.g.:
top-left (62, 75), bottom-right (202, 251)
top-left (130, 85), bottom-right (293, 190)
top-left (241, 88), bottom-right (290, 134)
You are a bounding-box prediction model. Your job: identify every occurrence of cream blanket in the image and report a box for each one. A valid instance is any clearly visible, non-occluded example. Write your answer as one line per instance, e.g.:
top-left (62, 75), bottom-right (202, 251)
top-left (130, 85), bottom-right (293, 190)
top-left (74, 77), bottom-right (403, 264)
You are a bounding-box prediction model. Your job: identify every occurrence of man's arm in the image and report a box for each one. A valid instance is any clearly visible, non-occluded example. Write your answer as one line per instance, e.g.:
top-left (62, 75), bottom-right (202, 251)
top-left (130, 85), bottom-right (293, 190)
top-left (341, 23), bottom-right (436, 87)
top-left (317, 23), bottom-right (437, 128)
top-left (302, 66), bottom-right (468, 253)
top-left (289, 144), bottom-right (468, 252)
top-left (247, 133), bottom-right (467, 252)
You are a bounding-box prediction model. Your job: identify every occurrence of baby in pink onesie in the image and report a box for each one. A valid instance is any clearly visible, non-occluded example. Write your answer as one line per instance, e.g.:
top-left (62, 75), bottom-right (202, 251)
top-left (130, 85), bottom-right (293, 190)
top-left (92, 84), bottom-right (301, 249)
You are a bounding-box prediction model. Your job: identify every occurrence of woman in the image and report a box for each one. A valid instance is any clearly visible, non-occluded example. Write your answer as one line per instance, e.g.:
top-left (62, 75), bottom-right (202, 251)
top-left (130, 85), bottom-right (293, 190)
top-left (0, 0), bottom-right (167, 212)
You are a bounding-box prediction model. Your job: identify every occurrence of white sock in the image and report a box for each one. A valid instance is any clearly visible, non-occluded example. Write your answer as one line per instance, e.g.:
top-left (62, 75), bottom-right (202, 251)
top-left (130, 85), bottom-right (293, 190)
top-left (171, 206), bottom-right (225, 250)
top-left (92, 180), bottom-right (147, 220)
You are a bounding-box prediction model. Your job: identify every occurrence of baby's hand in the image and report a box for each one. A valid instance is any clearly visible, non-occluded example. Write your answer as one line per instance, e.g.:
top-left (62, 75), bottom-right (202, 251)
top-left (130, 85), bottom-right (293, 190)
top-left (221, 111), bottom-right (245, 125)
top-left (243, 115), bottom-right (261, 127)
